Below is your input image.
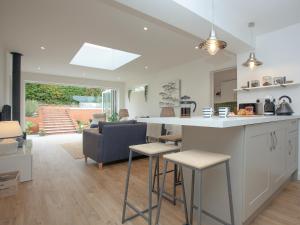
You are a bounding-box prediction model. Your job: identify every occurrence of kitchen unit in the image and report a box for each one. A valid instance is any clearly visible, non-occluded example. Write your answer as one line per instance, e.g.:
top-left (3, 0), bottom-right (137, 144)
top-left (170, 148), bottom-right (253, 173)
top-left (138, 116), bottom-right (299, 225)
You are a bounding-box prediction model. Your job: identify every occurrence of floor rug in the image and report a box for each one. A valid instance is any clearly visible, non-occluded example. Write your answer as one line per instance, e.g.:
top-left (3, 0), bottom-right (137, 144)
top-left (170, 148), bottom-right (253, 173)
top-left (61, 142), bottom-right (84, 159)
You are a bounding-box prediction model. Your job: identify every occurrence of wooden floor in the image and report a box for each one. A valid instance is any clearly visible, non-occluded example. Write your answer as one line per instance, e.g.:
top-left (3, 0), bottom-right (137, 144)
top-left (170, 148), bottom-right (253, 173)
top-left (0, 134), bottom-right (299, 225)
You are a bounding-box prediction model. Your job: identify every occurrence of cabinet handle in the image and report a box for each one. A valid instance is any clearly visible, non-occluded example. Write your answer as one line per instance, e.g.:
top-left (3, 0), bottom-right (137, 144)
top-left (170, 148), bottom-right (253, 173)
top-left (270, 132), bottom-right (274, 151)
top-left (273, 131), bottom-right (278, 148)
top-left (288, 140), bottom-right (293, 155)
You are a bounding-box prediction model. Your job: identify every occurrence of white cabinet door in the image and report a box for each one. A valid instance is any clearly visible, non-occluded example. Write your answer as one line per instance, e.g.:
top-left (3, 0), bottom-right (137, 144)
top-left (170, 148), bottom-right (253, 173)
top-left (287, 130), bottom-right (298, 175)
top-left (270, 126), bottom-right (287, 191)
top-left (244, 124), bottom-right (272, 218)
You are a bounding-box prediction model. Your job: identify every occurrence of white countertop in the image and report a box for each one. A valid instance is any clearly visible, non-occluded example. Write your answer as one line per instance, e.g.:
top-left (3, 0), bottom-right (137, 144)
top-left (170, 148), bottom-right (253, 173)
top-left (137, 115), bottom-right (300, 128)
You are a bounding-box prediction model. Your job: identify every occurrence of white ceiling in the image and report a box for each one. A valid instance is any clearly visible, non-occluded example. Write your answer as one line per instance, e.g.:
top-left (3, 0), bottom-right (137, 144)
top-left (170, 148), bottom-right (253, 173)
top-left (172, 0), bottom-right (300, 43)
top-left (1, 0), bottom-right (300, 82)
top-left (0, 0), bottom-right (226, 82)
top-left (117, 0), bottom-right (300, 50)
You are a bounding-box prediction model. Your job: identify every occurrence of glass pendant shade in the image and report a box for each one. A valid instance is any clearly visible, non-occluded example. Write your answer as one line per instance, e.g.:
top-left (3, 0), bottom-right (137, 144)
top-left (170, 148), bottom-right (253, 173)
top-left (242, 52), bottom-right (263, 70)
top-left (198, 0), bottom-right (227, 55)
top-left (199, 28), bottom-right (227, 55)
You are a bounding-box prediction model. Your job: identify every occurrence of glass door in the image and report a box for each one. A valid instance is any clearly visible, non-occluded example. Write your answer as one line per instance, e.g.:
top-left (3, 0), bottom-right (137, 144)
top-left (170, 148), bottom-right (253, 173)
top-left (102, 89), bottom-right (117, 118)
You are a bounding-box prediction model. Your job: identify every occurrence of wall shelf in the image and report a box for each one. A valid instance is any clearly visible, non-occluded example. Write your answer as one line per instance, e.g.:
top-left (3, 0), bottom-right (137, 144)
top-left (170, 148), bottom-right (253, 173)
top-left (234, 82), bottom-right (300, 92)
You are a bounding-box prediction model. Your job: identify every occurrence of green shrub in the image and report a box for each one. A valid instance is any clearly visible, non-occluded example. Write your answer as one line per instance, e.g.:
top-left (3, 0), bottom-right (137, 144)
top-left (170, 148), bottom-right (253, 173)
top-left (25, 100), bottom-right (39, 117)
top-left (25, 121), bottom-right (35, 134)
top-left (77, 120), bottom-right (85, 133)
top-left (25, 83), bottom-right (103, 105)
top-left (107, 113), bottom-right (119, 122)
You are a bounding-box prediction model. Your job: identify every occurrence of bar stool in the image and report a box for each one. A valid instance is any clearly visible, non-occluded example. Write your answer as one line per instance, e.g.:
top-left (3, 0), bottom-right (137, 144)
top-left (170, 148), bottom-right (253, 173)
top-left (122, 143), bottom-right (183, 225)
top-left (151, 134), bottom-right (183, 205)
top-left (155, 150), bottom-right (235, 225)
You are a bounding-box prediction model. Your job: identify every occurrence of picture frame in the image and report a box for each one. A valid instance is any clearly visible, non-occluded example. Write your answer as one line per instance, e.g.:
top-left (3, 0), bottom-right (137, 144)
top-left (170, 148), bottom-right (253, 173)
top-left (159, 79), bottom-right (181, 107)
top-left (273, 76), bottom-right (285, 85)
top-left (251, 80), bottom-right (260, 88)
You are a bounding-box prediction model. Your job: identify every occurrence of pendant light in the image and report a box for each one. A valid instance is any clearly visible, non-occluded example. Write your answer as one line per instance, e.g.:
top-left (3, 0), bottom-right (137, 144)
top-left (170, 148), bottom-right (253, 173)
top-left (199, 0), bottom-right (227, 55)
top-left (243, 22), bottom-right (263, 70)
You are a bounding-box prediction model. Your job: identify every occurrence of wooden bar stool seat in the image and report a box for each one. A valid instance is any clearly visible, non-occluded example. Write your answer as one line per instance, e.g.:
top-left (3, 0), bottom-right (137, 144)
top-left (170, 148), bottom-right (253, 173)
top-left (165, 150), bottom-right (230, 170)
top-left (155, 150), bottom-right (235, 225)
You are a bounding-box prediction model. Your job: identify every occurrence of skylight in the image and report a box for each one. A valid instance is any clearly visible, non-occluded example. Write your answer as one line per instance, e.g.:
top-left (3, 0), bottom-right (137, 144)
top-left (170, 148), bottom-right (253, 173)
top-left (70, 43), bottom-right (141, 70)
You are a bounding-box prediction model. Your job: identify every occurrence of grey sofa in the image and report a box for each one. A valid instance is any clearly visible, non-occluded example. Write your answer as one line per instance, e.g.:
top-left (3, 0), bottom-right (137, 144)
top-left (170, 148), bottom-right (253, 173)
top-left (83, 120), bottom-right (147, 167)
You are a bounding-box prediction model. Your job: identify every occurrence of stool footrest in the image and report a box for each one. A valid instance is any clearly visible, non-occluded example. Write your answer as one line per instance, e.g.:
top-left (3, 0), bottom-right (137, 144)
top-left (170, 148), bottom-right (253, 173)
top-left (192, 205), bottom-right (232, 225)
top-left (152, 189), bottom-right (184, 204)
top-left (123, 201), bottom-right (158, 223)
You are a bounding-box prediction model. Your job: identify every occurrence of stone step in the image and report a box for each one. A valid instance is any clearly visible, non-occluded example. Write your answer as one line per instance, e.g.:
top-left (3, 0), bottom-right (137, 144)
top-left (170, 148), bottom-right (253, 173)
top-left (42, 124), bottom-right (75, 128)
top-left (42, 115), bottom-right (69, 117)
top-left (43, 119), bottom-right (73, 123)
top-left (43, 118), bottom-right (72, 121)
top-left (41, 112), bottom-right (68, 115)
top-left (45, 130), bottom-right (77, 135)
top-left (41, 124), bottom-right (75, 128)
top-left (43, 114), bottom-right (69, 118)
top-left (41, 111), bottom-right (67, 113)
top-left (41, 119), bottom-right (75, 123)
top-left (43, 127), bottom-right (76, 132)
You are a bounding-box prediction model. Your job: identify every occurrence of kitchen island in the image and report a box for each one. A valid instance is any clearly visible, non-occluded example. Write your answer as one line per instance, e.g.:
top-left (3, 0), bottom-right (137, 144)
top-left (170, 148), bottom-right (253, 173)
top-left (138, 116), bottom-right (300, 225)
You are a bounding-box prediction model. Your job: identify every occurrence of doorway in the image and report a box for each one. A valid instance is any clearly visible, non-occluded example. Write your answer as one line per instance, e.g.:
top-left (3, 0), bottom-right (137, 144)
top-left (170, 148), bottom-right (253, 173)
top-left (212, 68), bottom-right (237, 113)
top-left (24, 82), bottom-right (112, 136)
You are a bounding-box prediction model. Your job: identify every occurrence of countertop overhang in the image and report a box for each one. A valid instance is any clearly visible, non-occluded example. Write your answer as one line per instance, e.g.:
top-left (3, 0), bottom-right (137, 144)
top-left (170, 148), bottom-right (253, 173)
top-left (137, 115), bottom-right (300, 128)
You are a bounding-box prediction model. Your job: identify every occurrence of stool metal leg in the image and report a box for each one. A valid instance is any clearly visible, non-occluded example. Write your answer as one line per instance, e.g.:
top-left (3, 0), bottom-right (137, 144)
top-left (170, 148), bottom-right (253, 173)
top-left (196, 170), bottom-right (202, 225)
top-left (226, 161), bottom-right (235, 225)
top-left (190, 169), bottom-right (195, 225)
top-left (156, 156), bottom-right (160, 203)
top-left (152, 156), bottom-right (159, 194)
top-left (180, 166), bottom-right (190, 225)
top-left (173, 164), bottom-right (178, 205)
top-left (122, 150), bottom-right (133, 223)
top-left (148, 156), bottom-right (153, 225)
top-left (154, 159), bottom-right (168, 225)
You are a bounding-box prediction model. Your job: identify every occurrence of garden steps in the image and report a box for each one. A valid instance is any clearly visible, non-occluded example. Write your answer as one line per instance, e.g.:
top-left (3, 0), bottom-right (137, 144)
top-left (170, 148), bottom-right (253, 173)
top-left (39, 107), bottom-right (77, 135)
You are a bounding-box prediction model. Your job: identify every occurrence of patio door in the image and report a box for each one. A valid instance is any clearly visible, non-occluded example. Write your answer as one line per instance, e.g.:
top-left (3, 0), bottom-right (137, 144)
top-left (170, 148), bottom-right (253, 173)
top-left (102, 89), bottom-right (117, 117)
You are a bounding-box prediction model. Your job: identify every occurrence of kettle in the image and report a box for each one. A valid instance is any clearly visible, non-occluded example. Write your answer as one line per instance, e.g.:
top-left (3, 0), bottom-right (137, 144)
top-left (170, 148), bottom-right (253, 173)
top-left (180, 95), bottom-right (197, 117)
top-left (264, 98), bottom-right (276, 115)
top-left (276, 95), bottom-right (294, 115)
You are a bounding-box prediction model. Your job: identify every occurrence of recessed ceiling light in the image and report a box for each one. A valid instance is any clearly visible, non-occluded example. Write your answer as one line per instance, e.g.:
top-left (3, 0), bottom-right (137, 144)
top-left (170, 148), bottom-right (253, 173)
top-left (144, 66), bottom-right (148, 70)
top-left (37, 66), bottom-right (41, 70)
top-left (40, 46), bottom-right (46, 50)
top-left (143, 27), bottom-right (148, 31)
top-left (195, 46), bottom-right (199, 49)
top-left (70, 42), bottom-right (141, 70)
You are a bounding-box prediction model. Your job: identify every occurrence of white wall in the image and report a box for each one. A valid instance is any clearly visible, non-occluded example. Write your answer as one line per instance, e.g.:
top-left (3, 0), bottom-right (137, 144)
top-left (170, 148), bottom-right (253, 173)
top-left (126, 57), bottom-right (235, 118)
top-left (20, 72), bottom-right (125, 126)
top-left (237, 23), bottom-right (300, 114)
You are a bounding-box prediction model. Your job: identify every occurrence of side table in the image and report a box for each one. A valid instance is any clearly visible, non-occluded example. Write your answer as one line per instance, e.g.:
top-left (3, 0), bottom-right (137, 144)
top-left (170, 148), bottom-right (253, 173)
top-left (0, 140), bottom-right (33, 182)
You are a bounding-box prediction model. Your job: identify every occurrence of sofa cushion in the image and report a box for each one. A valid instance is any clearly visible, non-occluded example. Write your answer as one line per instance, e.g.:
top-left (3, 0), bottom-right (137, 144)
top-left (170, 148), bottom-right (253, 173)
top-left (98, 120), bottom-right (136, 133)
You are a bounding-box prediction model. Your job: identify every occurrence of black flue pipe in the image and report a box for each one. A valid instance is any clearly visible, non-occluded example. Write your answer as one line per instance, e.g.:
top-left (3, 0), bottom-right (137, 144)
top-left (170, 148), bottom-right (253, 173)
top-left (11, 52), bottom-right (22, 122)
